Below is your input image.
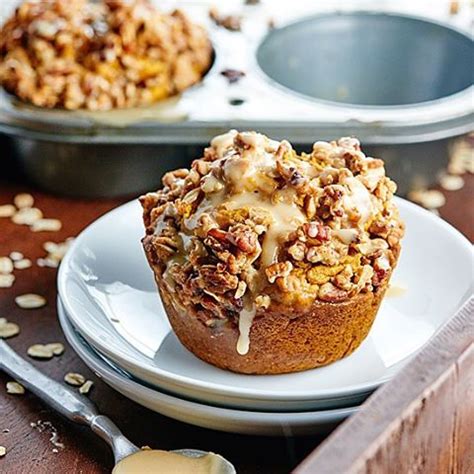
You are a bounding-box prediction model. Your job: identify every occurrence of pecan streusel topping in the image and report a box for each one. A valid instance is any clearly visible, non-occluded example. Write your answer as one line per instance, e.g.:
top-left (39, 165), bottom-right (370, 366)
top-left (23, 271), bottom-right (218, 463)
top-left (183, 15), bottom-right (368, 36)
top-left (141, 131), bottom-right (404, 354)
top-left (0, 0), bottom-right (212, 110)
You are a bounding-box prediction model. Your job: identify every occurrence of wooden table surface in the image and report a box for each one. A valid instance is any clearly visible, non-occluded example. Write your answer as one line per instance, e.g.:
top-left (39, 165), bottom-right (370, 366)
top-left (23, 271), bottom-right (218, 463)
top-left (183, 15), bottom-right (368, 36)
top-left (0, 162), bottom-right (472, 473)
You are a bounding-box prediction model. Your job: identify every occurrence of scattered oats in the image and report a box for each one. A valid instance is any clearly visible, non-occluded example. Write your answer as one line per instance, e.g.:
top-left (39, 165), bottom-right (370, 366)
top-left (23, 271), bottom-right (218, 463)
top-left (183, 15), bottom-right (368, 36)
top-left (0, 204), bottom-right (16, 218)
top-left (79, 380), bottom-right (94, 395)
top-left (13, 258), bottom-right (32, 270)
top-left (15, 293), bottom-right (47, 309)
top-left (36, 257), bottom-right (59, 268)
top-left (46, 343), bottom-right (65, 356)
top-left (439, 173), bottom-right (465, 191)
top-left (6, 381), bottom-right (25, 395)
top-left (38, 238), bottom-right (75, 267)
top-left (0, 446), bottom-right (5, 457)
top-left (44, 258), bottom-right (60, 268)
top-left (52, 448), bottom-right (59, 454)
top-left (27, 344), bottom-right (54, 359)
top-left (421, 190), bottom-right (446, 209)
top-left (0, 274), bottom-right (15, 288)
top-left (64, 372), bottom-right (85, 387)
top-left (0, 318), bottom-right (20, 338)
top-left (43, 241), bottom-right (58, 253)
top-left (0, 257), bottom-right (13, 274)
top-left (31, 218), bottom-right (62, 233)
top-left (448, 137), bottom-right (474, 174)
top-left (13, 193), bottom-right (34, 209)
top-left (12, 207), bottom-right (43, 225)
top-left (408, 189), bottom-right (446, 209)
top-left (9, 251), bottom-right (24, 261)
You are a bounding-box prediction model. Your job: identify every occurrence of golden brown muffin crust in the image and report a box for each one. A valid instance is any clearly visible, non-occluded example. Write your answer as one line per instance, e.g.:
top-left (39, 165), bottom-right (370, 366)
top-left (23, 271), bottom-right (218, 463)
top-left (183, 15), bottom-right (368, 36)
top-left (159, 274), bottom-right (391, 374)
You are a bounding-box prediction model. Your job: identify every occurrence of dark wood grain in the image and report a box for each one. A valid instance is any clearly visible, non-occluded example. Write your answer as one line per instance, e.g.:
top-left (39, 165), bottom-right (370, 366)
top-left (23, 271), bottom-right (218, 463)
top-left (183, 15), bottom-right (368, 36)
top-left (433, 173), bottom-right (474, 243)
top-left (0, 170), bottom-right (472, 473)
top-left (294, 298), bottom-right (474, 474)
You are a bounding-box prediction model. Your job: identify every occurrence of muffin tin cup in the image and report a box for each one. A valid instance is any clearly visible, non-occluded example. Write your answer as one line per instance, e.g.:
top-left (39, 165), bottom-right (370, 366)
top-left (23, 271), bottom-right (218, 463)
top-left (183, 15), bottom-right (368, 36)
top-left (0, 5), bottom-right (472, 197)
top-left (256, 12), bottom-right (473, 107)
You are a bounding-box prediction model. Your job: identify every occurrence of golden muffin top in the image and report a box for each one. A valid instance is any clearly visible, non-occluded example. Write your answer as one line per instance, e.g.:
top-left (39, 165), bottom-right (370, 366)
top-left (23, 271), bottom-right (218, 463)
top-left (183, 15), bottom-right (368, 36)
top-left (141, 131), bottom-right (404, 341)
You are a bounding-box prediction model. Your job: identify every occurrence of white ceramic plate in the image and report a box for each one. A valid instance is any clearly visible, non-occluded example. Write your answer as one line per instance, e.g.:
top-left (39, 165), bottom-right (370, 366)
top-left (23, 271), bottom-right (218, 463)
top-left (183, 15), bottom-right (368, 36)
top-left (58, 299), bottom-right (357, 436)
top-left (58, 198), bottom-right (473, 411)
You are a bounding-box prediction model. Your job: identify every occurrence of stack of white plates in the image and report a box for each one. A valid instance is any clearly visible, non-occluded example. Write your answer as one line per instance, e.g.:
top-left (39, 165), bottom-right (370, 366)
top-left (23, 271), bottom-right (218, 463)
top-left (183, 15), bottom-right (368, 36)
top-left (57, 199), bottom-right (473, 436)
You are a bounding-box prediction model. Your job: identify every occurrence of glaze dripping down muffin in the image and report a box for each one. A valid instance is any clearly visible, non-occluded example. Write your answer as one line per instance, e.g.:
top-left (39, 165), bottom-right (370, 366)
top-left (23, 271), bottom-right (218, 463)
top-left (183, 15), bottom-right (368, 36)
top-left (141, 131), bottom-right (405, 374)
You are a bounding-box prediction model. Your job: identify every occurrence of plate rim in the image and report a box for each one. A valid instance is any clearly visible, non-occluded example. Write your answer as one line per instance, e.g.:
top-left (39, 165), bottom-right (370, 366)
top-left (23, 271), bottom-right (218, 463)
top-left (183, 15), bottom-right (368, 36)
top-left (57, 299), bottom-right (358, 422)
top-left (57, 196), bottom-right (474, 402)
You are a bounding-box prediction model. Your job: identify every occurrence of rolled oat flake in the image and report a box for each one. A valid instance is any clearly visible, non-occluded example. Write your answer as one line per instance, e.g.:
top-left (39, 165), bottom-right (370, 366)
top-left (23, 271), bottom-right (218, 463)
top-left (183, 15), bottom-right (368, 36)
top-left (27, 344), bottom-right (54, 359)
top-left (0, 257), bottom-right (13, 274)
top-left (31, 218), bottom-right (62, 232)
top-left (6, 381), bottom-right (25, 395)
top-left (0, 274), bottom-right (15, 288)
top-left (64, 373), bottom-right (86, 386)
top-left (0, 318), bottom-right (20, 339)
top-left (0, 204), bottom-right (16, 218)
top-left (79, 380), bottom-right (94, 395)
top-left (14, 259), bottom-right (32, 270)
top-left (9, 251), bottom-right (24, 261)
top-left (12, 207), bottom-right (43, 225)
top-left (15, 293), bottom-right (47, 309)
top-left (13, 193), bottom-right (34, 209)
top-left (439, 174), bottom-right (465, 191)
top-left (46, 342), bottom-right (65, 356)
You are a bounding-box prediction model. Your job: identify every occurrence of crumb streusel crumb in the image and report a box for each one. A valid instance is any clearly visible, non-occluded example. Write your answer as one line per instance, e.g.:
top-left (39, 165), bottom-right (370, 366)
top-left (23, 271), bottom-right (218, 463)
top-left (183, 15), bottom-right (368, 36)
top-left (141, 131), bottom-right (404, 347)
top-left (0, 0), bottom-right (212, 110)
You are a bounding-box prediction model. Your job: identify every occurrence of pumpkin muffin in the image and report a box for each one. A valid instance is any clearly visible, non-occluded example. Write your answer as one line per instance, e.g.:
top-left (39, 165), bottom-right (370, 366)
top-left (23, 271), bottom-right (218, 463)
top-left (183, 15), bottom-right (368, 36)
top-left (0, 0), bottom-right (212, 110)
top-left (141, 131), bottom-right (405, 374)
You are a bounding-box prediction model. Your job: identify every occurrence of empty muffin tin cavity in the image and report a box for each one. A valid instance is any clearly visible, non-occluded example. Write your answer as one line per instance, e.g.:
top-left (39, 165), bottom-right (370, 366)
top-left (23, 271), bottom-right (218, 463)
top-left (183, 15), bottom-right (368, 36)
top-left (256, 12), bottom-right (473, 106)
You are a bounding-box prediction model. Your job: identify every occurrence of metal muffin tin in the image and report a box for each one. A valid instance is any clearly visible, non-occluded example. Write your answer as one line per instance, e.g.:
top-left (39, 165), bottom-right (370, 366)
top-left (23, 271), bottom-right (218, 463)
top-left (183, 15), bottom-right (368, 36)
top-left (0, 2), bottom-right (472, 197)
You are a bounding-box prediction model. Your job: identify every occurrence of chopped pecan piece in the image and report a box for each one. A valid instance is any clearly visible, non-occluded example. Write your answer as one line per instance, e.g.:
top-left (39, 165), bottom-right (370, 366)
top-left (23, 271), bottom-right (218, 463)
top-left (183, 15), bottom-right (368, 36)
top-left (226, 224), bottom-right (259, 254)
top-left (265, 261), bottom-right (293, 284)
top-left (333, 265), bottom-right (354, 291)
top-left (303, 222), bottom-right (330, 242)
top-left (197, 265), bottom-right (239, 293)
top-left (288, 241), bottom-right (306, 261)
